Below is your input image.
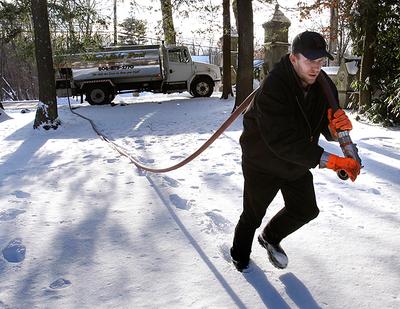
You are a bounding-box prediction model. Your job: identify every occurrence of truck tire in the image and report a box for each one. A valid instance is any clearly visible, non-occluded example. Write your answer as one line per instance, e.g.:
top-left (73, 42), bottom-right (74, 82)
top-left (191, 77), bottom-right (214, 97)
top-left (85, 85), bottom-right (113, 105)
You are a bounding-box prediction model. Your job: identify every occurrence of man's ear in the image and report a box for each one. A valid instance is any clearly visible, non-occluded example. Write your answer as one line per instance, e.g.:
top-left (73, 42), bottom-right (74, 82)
top-left (289, 53), bottom-right (297, 65)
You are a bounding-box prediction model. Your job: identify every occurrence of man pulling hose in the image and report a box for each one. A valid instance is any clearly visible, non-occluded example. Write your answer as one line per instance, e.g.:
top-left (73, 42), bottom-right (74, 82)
top-left (230, 31), bottom-right (361, 272)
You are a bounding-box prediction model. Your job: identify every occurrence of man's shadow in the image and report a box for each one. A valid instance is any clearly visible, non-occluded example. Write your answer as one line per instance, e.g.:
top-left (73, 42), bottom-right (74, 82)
top-left (243, 263), bottom-right (321, 309)
top-left (280, 272), bottom-right (322, 309)
top-left (243, 262), bottom-right (291, 308)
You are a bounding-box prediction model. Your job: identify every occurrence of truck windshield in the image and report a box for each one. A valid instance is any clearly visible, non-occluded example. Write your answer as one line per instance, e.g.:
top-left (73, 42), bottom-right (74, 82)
top-left (168, 49), bottom-right (190, 63)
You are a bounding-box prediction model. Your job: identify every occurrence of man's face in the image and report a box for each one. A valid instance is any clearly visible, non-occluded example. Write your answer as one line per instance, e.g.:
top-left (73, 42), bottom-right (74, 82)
top-left (289, 53), bottom-right (325, 86)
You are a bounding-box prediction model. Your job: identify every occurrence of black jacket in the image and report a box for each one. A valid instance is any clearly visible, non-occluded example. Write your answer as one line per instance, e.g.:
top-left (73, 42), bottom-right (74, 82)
top-left (240, 54), bottom-right (337, 180)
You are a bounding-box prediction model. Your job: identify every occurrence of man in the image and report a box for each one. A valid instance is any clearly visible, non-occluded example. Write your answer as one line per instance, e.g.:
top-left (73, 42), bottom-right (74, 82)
top-left (230, 31), bottom-right (360, 272)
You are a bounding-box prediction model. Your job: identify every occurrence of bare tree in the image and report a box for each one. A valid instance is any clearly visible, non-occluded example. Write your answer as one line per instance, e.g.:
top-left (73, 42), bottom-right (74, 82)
top-left (358, 0), bottom-right (378, 110)
top-left (221, 0), bottom-right (233, 99)
top-left (31, 0), bottom-right (59, 129)
top-left (0, 37), bottom-right (4, 105)
top-left (234, 0), bottom-right (253, 110)
top-left (113, 0), bottom-right (125, 45)
top-left (328, 0), bottom-right (339, 65)
top-left (160, 0), bottom-right (176, 44)
top-left (114, 0), bottom-right (118, 45)
top-left (298, 0), bottom-right (349, 65)
top-left (232, 0), bottom-right (238, 31)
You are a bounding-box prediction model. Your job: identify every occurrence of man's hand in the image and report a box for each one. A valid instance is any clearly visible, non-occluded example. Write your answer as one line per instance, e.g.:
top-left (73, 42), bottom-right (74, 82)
top-left (325, 153), bottom-right (360, 182)
top-left (327, 108), bottom-right (353, 138)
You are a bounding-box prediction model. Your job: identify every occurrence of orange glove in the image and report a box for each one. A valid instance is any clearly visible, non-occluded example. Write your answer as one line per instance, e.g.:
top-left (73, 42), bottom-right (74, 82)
top-left (327, 108), bottom-right (352, 137)
top-left (326, 154), bottom-right (360, 182)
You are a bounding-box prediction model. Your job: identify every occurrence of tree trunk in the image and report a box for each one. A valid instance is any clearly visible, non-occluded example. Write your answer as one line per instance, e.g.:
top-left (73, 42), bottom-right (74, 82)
top-left (67, 0), bottom-right (76, 51)
top-left (0, 38), bottom-right (4, 103)
top-left (232, 0), bottom-right (238, 32)
top-left (328, 0), bottom-right (339, 66)
top-left (221, 0), bottom-right (233, 99)
top-left (160, 0), bottom-right (176, 45)
top-left (359, 0), bottom-right (378, 112)
top-left (85, 0), bottom-right (91, 37)
top-left (337, 18), bottom-right (350, 66)
top-left (31, 0), bottom-right (59, 129)
top-left (234, 0), bottom-right (253, 110)
top-left (114, 0), bottom-right (118, 45)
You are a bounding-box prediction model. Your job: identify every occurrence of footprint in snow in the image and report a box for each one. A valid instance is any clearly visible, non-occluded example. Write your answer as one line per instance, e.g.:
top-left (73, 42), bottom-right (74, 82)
top-left (170, 155), bottom-right (184, 160)
top-left (0, 209), bottom-right (26, 221)
top-left (205, 211), bottom-right (234, 234)
top-left (11, 190), bottom-right (31, 199)
top-left (49, 278), bottom-right (72, 290)
top-left (169, 194), bottom-right (191, 210)
top-left (2, 238), bottom-right (26, 263)
top-left (367, 188), bottom-right (381, 195)
top-left (163, 176), bottom-right (179, 188)
top-left (334, 203), bottom-right (344, 208)
top-left (138, 156), bottom-right (155, 164)
top-left (218, 242), bottom-right (232, 263)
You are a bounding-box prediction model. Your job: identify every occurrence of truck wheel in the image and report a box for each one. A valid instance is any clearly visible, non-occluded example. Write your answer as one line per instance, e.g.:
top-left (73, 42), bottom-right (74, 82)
top-left (191, 78), bottom-right (214, 97)
top-left (85, 85), bottom-right (112, 105)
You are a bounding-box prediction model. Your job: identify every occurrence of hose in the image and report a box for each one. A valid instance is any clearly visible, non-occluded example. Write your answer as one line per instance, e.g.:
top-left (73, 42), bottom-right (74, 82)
top-left (66, 89), bottom-right (257, 173)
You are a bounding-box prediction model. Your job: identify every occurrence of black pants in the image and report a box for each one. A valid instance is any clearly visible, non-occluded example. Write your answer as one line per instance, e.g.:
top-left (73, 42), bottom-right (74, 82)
top-left (231, 164), bottom-right (320, 262)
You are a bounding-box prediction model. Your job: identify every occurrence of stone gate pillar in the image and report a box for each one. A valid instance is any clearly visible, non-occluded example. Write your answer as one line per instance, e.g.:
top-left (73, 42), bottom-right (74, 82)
top-left (262, 4), bottom-right (291, 76)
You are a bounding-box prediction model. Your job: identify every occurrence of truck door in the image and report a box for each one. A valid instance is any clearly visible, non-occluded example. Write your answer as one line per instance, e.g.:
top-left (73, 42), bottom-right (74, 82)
top-left (166, 48), bottom-right (194, 83)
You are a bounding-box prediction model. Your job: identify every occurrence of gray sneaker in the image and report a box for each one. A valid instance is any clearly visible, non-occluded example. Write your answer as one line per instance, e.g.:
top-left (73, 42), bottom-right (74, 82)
top-left (258, 234), bottom-right (288, 269)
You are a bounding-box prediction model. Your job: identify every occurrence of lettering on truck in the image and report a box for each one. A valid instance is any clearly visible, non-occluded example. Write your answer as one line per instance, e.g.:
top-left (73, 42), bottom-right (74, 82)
top-left (98, 65), bottom-right (136, 71)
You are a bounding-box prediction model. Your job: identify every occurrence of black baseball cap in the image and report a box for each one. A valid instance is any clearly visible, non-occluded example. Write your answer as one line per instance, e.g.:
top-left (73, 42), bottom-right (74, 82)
top-left (292, 31), bottom-right (334, 60)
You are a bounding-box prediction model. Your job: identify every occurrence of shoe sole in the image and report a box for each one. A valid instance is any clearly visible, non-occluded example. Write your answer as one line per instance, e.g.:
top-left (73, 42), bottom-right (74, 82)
top-left (258, 235), bottom-right (287, 269)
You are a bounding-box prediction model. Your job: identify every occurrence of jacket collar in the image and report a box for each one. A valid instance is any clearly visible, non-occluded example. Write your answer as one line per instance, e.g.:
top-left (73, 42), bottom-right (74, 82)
top-left (277, 54), bottom-right (306, 102)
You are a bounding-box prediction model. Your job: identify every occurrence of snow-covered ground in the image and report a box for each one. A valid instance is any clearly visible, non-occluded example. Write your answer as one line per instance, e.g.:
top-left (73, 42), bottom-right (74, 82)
top-left (0, 92), bottom-right (399, 308)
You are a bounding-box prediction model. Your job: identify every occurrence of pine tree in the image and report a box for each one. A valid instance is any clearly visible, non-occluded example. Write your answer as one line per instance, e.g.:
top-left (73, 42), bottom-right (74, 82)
top-left (119, 17), bottom-right (147, 45)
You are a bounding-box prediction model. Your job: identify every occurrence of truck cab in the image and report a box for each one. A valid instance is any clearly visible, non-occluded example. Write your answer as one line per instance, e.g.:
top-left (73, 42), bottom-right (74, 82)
top-left (165, 46), bottom-right (221, 97)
